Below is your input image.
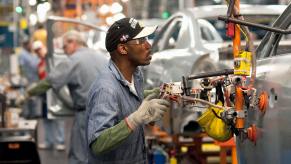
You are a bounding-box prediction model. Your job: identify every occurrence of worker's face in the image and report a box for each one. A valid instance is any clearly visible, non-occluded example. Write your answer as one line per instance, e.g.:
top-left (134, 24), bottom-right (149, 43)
top-left (24, 41), bottom-right (32, 52)
top-left (34, 47), bottom-right (46, 58)
top-left (124, 37), bottom-right (152, 66)
top-left (63, 38), bottom-right (78, 55)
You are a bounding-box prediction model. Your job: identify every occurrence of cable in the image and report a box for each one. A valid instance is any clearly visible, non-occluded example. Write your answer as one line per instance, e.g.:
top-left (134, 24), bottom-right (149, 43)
top-left (181, 96), bottom-right (228, 110)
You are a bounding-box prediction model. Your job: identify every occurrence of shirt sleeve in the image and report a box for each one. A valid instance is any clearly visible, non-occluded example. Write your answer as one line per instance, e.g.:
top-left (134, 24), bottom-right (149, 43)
top-left (87, 87), bottom-right (121, 146)
top-left (90, 120), bottom-right (132, 155)
top-left (27, 79), bottom-right (52, 96)
top-left (47, 58), bottom-right (77, 90)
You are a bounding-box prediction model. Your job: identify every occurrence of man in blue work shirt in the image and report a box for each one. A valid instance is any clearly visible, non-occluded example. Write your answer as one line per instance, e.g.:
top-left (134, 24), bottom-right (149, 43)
top-left (18, 38), bottom-right (40, 118)
top-left (19, 30), bottom-right (108, 164)
top-left (86, 18), bottom-right (170, 163)
top-left (19, 38), bottom-right (39, 84)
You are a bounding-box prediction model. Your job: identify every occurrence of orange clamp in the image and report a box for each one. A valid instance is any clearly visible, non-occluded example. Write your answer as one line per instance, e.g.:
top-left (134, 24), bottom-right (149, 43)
top-left (247, 124), bottom-right (257, 144)
top-left (258, 91), bottom-right (268, 114)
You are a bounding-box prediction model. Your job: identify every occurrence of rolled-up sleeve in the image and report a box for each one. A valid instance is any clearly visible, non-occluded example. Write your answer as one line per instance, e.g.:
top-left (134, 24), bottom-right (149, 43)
top-left (47, 58), bottom-right (77, 90)
top-left (87, 87), bottom-right (119, 145)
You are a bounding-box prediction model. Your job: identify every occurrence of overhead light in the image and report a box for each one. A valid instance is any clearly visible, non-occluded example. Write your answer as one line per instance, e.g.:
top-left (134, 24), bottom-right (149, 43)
top-left (29, 14), bottom-right (38, 26)
top-left (37, 3), bottom-right (50, 22)
top-left (213, 0), bottom-right (222, 3)
top-left (99, 4), bottom-right (110, 15)
top-left (106, 17), bottom-right (114, 25)
top-left (29, 0), bottom-right (37, 6)
top-left (110, 2), bottom-right (123, 14)
top-left (81, 14), bottom-right (87, 20)
top-left (43, 2), bottom-right (51, 11)
top-left (15, 6), bottom-right (23, 14)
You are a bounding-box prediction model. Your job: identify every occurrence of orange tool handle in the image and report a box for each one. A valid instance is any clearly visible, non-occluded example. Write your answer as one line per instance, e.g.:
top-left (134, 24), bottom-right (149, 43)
top-left (235, 87), bottom-right (244, 129)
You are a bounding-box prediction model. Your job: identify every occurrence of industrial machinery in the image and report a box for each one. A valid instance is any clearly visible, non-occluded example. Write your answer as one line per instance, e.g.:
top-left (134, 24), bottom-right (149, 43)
top-left (0, 92), bottom-right (40, 164)
top-left (159, 67), bottom-right (266, 143)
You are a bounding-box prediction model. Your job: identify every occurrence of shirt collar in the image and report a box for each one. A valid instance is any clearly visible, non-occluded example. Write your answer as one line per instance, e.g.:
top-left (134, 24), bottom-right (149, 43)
top-left (108, 59), bottom-right (142, 87)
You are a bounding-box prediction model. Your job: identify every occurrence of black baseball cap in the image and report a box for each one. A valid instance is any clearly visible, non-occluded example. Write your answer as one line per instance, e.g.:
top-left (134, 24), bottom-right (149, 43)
top-left (105, 17), bottom-right (157, 52)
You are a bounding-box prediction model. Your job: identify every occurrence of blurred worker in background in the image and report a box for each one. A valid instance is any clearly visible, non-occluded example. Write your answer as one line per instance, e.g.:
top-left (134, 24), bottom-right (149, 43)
top-left (32, 23), bottom-right (47, 46)
top-left (86, 18), bottom-right (170, 163)
top-left (20, 30), bottom-right (108, 164)
top-left (32, 41), bottom-right (66, 151)
top-left (18, 37), bottom-right (40, 118)
top-left (19, 38), bottom-right (39, 85)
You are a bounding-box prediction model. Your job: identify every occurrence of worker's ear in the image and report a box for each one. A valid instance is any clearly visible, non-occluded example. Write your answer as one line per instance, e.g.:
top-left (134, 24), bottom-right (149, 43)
top-left (116, 44), bottom-right (128, 55)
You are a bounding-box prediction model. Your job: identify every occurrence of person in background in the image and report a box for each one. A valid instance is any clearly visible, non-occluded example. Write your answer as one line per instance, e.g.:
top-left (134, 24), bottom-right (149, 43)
top-left (32, 23), bottom-right (47, 46)
top-left (32, 40), bottom-right (66, 151)
top-left (18, 38), bottom-right (40, 118)
top-left (86, 17), bottom-right (170, 163)
top-left (21, 30), bottom-right (108, 164)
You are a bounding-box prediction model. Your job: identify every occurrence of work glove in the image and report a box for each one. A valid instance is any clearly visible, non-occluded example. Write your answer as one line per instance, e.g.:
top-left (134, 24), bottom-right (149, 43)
top-left (15, 83), bottom-right (36, 106)
top-left (127, 93), bottom-right (170, 130)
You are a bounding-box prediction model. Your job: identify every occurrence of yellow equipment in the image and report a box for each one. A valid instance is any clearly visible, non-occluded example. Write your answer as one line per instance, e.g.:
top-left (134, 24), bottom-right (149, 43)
top-left (234, 51), bottom-right (252, 76)
top-left (197, 102), bottom-right (233, 142)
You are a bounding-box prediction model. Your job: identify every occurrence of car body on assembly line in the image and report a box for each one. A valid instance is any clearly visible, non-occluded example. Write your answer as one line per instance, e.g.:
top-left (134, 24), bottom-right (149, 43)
top-left (144, 5), bottom-right (287, 90)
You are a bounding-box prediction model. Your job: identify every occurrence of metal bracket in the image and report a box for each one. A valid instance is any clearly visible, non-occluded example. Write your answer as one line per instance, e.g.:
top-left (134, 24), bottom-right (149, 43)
top-left (236, 110), bottom-right (246, 118)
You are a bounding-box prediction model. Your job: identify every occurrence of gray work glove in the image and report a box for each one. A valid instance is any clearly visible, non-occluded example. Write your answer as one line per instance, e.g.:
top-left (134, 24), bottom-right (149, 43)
top-left (127, 93), bottom-right (170, 130)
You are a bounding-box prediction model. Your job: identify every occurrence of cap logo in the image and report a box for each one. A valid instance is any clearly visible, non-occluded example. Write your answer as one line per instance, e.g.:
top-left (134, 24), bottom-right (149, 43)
top-left (120, 34), bottom-right (129, 42)
top-left (129, 18), bottom-right (138, 29)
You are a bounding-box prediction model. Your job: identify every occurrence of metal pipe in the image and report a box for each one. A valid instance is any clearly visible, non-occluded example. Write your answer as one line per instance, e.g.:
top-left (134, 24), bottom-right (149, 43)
top-left (218, 16), bottom-right (291, 34)
top-left (47, 16), bottom-right (106, 32)
top-left (226, 0), bottom-right (235, 17)
top-left (182, 96), bottom-right (226, 110)
top-left (182, 76), bottom-right (190, 96)
top-left (187, 69), bottom-right (234, 80)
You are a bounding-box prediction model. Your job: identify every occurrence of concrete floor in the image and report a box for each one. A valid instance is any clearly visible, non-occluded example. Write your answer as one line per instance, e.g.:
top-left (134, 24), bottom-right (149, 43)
top-left (37, 117), bottom-right (74, 164)
top-left (39, 149), bottom-right (68, 164)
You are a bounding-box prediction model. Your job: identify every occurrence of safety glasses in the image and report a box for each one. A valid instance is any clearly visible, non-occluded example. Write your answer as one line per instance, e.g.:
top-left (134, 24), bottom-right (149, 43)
top-left (126, 37), bottom-right (148, 45)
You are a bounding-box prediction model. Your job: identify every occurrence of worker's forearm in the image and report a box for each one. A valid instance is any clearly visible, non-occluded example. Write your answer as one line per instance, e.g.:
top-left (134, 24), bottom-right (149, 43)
top-left (90, 120), bottom-right (132, 155)
top-left (27, 79), bottom-right (52, 96)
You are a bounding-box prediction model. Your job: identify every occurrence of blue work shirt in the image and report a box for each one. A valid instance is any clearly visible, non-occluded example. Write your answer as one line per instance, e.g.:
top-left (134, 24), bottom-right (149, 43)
top-left (18, 49), bottom-right (39, 83)
top-left (87, 60), bottom-right (147, 164)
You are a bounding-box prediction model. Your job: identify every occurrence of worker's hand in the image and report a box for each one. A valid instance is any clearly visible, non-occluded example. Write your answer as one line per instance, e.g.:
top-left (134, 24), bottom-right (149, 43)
top-left (15, 92), bottom-right (29, 106)
top-left (127, 93), bottom-right (170, 130)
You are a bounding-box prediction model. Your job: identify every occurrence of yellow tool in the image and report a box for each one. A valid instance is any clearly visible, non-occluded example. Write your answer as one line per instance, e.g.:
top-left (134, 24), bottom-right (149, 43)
top-left (234, 51), bottom-right (252, 76)
top-left (197, 102), bottom-right (233, 142)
